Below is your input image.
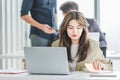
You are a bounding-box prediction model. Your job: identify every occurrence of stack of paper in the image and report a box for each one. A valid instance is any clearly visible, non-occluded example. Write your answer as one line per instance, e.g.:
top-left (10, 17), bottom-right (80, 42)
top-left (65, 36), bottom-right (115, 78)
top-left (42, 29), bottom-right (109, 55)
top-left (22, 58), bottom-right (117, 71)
top-left (0, 69), bottom-right (26, 74)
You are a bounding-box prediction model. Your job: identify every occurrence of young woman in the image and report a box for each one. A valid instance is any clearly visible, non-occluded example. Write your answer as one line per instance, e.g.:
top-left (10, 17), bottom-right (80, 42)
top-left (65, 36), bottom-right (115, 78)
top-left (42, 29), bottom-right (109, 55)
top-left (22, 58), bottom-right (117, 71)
top-left (52, 11), bottom-right (112, 71)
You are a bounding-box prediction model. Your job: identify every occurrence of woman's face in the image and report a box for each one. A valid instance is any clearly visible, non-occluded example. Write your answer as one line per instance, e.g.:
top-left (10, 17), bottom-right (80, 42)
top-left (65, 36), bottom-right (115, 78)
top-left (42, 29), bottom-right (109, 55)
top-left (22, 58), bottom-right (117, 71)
top-left (67, 19), bottom-right (83, 44)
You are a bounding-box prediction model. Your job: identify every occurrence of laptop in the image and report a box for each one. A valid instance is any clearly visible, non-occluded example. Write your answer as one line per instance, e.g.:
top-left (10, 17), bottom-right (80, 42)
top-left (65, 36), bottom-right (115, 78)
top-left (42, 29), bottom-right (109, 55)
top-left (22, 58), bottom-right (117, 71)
top-left (24, 47), bottom-right (70, 75)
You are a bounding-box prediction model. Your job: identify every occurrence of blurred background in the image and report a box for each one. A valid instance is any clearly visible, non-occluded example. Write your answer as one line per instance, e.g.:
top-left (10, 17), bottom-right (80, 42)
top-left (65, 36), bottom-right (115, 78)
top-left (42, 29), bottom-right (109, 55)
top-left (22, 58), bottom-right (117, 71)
top-left (0, 0), bottom-right (120, 69)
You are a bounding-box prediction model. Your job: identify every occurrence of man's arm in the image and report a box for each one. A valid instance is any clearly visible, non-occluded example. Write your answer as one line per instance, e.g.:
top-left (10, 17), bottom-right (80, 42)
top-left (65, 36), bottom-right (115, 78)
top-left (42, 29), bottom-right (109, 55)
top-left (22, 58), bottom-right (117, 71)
top-left (20, 0), bottom-right (56, 34)
top-left (21, 14), bottom-right (56, 34)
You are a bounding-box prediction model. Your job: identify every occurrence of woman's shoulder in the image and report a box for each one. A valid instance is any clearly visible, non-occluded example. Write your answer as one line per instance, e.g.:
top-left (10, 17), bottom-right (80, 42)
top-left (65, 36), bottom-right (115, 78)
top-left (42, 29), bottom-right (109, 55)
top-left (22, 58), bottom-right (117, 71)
top-left (51, 39), bottom-right (60, 47)
top-left (88, 39), bottom-right (100, 50)
top-left (89, 39), bottom-right (99, 45)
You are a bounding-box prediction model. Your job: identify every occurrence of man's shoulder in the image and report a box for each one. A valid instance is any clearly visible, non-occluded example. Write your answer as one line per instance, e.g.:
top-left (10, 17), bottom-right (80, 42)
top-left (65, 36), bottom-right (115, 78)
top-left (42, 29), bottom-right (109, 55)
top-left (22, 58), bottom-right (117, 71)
top-left (87, 18), bottom-right (98, 29)
top-left (87, 18), bottom-right (96, 23)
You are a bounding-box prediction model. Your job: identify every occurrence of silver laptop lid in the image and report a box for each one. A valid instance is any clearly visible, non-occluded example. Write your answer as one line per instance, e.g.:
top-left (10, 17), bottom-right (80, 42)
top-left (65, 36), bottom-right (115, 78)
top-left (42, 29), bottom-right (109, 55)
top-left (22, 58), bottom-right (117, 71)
top-left (24, 47), bottom-right (69, 74)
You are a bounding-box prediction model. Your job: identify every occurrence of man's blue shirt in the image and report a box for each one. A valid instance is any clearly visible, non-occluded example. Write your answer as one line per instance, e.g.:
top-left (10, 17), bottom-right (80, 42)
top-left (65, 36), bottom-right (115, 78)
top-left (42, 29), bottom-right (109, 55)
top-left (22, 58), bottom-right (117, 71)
top-left (21, 0), bottom-right (57, 39)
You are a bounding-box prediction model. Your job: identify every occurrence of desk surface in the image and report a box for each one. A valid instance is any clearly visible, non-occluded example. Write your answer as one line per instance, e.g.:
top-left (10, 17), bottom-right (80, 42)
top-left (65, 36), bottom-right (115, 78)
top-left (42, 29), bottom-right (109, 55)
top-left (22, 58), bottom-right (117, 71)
top-left (0, 71), bottom-right (120, 80)
top-left (106, 50), bottom-right (120, 60)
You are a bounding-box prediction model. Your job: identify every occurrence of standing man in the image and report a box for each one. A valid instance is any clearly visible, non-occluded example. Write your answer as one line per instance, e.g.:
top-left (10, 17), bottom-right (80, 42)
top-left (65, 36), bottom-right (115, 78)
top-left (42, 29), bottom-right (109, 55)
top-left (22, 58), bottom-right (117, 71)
top-left (21, 0), bottom-right (57, 46)
top-left (60, 1), bottom-right (107, 57)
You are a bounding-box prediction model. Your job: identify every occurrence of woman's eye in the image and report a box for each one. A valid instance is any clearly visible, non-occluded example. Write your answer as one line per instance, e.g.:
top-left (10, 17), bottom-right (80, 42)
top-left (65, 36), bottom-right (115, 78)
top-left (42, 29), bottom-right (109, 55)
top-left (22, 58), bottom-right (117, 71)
top-left (77, 26), bottom-right (81, 29)
top-left (68, 26), bottom-right (73, 29)
top-left (69, 27), bottom-right (73, 29)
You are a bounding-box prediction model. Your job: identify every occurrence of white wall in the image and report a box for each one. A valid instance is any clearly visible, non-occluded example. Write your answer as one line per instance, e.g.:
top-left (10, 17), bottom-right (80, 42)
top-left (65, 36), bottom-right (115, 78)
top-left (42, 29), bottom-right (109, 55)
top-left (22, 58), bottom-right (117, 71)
top-left (100, 0), bottom-right (120, 50)
top-left (0, 0), bottom-right (28, 69)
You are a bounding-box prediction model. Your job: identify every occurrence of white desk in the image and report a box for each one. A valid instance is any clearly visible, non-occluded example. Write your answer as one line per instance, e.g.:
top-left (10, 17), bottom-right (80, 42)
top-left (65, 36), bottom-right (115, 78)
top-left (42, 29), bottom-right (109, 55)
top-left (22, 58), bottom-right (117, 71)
top-left (106, 50), bottom-right (120, 60)
top-left (106, 50), bottom-right (120, 71)
top-left (0, 71), bottom-right (120, 80)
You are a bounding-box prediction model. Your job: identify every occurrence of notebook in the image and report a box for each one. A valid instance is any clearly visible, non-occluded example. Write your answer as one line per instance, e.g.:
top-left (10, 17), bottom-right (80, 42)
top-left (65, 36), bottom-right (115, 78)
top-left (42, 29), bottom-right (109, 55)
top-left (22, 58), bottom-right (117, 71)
top-left (85, 63), bottom-right (117, 77)
top-left (90, 72), bottom-right (117, 77)
top-left (24, 47), bottom-right (70, 75)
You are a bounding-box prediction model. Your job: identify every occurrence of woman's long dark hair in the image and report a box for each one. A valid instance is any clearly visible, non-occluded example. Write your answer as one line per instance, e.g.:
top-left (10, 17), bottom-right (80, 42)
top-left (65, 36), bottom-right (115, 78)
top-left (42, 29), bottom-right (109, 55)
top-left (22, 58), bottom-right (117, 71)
top-left (59, 11), bottom-right (90, 62)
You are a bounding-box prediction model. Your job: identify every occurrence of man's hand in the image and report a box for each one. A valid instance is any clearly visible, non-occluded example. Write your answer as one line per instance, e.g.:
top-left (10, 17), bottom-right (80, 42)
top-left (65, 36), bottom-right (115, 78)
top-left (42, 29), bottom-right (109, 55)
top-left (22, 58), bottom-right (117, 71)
top-left (21, 15), bottom-right (56, 34)
top-left (42, 24), bottom-right (56, 34)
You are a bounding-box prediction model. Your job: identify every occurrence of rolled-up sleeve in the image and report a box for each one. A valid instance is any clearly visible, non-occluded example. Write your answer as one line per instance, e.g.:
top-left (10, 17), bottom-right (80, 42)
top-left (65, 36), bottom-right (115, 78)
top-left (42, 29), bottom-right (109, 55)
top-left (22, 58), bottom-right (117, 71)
top-left (20, 0), bottom-right (33, 16)
top-left (55, 0), bottom-right (57, 14)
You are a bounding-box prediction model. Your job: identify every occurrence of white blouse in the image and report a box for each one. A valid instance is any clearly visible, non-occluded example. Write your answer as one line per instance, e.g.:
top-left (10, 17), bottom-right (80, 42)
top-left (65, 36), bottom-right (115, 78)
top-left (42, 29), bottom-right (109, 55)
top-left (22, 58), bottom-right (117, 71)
top-left (69, 44), bottom-right (79, 71)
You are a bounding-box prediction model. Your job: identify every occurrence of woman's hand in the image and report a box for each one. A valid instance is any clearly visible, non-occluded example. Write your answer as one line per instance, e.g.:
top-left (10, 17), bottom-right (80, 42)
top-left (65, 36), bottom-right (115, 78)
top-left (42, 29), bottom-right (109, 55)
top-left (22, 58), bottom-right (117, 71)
top-left (93, 60), bottom-right (103, 70)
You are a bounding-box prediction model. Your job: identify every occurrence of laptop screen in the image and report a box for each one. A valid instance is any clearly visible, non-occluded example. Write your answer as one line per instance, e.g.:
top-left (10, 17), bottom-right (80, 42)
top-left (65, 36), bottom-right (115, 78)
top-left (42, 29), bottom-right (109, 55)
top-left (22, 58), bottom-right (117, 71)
top-left (24, 47), bottom-right (70, 75)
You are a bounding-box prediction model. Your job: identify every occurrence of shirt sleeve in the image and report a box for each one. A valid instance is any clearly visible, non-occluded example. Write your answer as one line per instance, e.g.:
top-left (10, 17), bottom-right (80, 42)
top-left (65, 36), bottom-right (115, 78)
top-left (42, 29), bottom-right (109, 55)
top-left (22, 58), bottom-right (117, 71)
top-left (55, 0), bottom-right (57, 14)
top-left (20, 0), bottom-right (34, 16)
